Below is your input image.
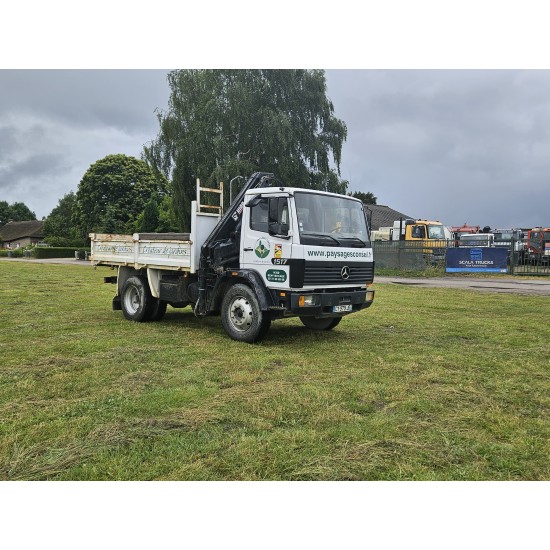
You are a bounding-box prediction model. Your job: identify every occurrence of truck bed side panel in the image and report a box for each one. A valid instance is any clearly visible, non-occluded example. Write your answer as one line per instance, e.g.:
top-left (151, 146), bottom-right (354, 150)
top-left (90, 233), bottom-right (193, 270)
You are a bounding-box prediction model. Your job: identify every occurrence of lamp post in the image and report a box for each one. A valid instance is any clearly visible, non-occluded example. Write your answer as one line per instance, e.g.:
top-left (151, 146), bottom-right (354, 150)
top-left (229, 175), bottom-right (244, 205)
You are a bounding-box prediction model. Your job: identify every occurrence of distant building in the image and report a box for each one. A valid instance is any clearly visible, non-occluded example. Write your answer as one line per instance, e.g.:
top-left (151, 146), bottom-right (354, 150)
top-left (0, 220), bottom-right (44, 248)
top-left (364, 204), bottom-right (414, 231)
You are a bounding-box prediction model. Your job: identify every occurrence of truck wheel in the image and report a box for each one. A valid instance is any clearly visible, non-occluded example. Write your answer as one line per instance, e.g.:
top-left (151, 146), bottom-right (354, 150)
top-left (221, 284), bottom-right (271, 343)
top-left (149, 300), bottom-right (167, 321)
top-left (300, 316), bottom-right (342, 330)
top-left (121, 276), bottom-right (154, 322)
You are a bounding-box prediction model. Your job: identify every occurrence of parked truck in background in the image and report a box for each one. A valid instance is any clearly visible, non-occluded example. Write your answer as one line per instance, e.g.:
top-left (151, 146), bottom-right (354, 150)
top-left (491, 228), bottom-right (525, 263)
top-left (370, 227), bottom-right (392, 241)
top-left (90, 172), bottom-right (375, 343)
top-left (449, 223), bottom-right (480, 247)
top-left (458, 233), bottom-right (495, 247)
top-left (391, 218), bottom-right (447, 242)
top-left (391, 218), bottom-right (449, 262)
top-left (525, 227), bottom-right (550, 265)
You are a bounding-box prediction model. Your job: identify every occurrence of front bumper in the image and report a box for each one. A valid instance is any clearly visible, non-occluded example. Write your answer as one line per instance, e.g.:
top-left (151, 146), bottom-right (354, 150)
top-left (270, 288), bottom-right (375, 318)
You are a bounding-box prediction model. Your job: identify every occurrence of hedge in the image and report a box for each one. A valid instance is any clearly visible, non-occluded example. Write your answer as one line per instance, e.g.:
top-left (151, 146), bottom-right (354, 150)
top-left (0, 248), bottom-right (25, 257)
top-left (31, 247), bottom-right (91, 259)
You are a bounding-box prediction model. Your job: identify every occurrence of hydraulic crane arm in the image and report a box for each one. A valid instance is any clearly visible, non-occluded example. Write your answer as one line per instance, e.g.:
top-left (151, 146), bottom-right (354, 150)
top-left (195, 172), bottom-right (280, 316)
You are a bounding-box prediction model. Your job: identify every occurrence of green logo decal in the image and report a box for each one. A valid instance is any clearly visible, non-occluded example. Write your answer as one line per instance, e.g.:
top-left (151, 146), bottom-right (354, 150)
top-left (255, 238), bottom-right (270, 259)
top-left (266, 269), bottom-right (287, 283)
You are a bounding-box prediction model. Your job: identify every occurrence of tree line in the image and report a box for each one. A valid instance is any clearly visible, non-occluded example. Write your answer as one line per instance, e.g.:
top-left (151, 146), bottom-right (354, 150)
top-left (0, 201), bottom-right (37, 226)
top-left (3, 70), bottom-right (377, 245)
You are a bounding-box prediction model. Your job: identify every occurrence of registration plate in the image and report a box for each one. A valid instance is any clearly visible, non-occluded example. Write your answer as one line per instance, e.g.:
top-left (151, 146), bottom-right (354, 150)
top-left (333, 304), bottom-right (352, 313)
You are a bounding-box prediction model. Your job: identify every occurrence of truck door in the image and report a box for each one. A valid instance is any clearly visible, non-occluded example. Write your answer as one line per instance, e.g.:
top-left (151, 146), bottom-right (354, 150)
top-left (241, 195), bottom-right (292, 288)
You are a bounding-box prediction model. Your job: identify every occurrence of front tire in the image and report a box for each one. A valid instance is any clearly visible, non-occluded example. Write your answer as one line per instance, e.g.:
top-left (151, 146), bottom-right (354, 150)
top-left (300, 316), bottom-right (342, 330)
top-left (221, 284), bottom-right (271, 343)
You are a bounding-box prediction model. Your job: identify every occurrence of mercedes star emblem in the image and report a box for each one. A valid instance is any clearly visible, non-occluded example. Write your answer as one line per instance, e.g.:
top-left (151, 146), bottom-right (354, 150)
top-left (341, 266), bottom-right (350, 280)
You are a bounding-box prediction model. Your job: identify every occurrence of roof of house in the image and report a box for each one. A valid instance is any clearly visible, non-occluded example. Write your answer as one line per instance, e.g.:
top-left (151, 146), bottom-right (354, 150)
top-left (0, 220), bottom-right (44, 242)
top-left (363, 204), bottom-right (414, 231)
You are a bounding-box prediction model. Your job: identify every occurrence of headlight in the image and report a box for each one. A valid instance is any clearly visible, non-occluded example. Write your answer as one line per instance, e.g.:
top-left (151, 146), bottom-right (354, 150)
top-left (298, 295), bottom-right (316, 307)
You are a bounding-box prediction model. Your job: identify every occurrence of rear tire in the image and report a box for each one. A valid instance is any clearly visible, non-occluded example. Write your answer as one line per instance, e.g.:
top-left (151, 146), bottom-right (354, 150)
top-left (121, 276), bottom-right (154, 322)
top-left (300, 316), bottom-right (342, 330)
top-left (221, 284), bottom-right (271, 343)
top-left (149, 300), bottom-right (167, 321)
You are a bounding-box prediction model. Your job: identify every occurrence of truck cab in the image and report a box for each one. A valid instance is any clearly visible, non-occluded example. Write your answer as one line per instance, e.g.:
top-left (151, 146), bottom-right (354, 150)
top-left (238, 187), bottom-right (374, 320)
top-left (391, 218), bottom-right (448, 261)
top-left (526, 227), bottom-right (550, 264)
top-left (392, 219), bottom-right (447, 242)
top-left (450, 223), bottom-right (480, 247)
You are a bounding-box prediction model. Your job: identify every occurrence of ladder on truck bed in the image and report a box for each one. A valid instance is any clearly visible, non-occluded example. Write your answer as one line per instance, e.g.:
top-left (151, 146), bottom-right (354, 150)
top-left (196, 178), bottom-right (224, 215)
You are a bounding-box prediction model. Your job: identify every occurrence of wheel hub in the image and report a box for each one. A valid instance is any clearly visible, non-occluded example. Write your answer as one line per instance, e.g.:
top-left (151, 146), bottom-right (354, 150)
top-left (229, 297), bottom-right (253, 332)
top-left (124, 285), bottom-right (141, 314)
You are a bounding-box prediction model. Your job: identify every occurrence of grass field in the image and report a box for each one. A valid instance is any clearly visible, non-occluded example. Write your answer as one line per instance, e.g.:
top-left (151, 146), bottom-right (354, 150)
top-left (0, 261), bottom-right (548, 480)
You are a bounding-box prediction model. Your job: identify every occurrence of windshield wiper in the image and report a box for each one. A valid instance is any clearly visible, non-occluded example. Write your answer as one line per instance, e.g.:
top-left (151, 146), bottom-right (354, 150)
top-left (303, 232), bottom-right (341, 245)
top-left (340, 236), bottom-right (368, 247)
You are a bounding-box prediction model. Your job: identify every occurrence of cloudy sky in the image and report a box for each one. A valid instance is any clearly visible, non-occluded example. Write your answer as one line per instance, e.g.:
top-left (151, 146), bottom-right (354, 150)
top-left (1, 69), bottom-right (549, 229)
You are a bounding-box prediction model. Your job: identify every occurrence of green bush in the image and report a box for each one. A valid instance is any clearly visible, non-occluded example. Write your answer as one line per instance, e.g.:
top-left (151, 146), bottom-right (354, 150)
top-left (31, 247), bottom-right (91, 259)
top-left (7, 248), bottom-right (25, 258)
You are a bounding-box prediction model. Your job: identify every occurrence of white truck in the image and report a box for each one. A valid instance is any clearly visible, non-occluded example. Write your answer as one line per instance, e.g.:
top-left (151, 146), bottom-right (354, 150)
top-left (458, 233), bottom-right (495, 247)
top-left (90, 172), bottom-right (375, 343)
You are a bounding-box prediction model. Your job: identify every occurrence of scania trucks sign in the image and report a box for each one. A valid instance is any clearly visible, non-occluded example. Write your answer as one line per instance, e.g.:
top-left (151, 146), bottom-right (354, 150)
top-left (446, 247), bottom-right (508, 273)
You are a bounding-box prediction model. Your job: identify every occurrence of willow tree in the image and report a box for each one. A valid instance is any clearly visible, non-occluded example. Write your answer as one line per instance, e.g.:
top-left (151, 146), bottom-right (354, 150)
top-left (144, 69), bottom-right (348, 231)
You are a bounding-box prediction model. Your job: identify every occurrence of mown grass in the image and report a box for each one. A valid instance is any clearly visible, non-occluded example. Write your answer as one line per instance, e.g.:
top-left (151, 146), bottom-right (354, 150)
top-left (0, 261), bottom-right (548, 480)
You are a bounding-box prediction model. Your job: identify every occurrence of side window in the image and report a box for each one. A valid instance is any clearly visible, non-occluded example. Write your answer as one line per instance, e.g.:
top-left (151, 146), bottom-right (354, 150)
top-left (250, 198), bottom-right (269, 232)
top-left (411, 225), bottom-right (425, 239)
top-left (268, 197), bottom-right (290, 236)
top-left (271, 198), bottom-right (289, 225)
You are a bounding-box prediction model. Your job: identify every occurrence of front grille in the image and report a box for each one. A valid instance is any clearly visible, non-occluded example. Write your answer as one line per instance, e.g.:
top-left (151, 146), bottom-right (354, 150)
top-left (303, 261), bottom-right (374, 286)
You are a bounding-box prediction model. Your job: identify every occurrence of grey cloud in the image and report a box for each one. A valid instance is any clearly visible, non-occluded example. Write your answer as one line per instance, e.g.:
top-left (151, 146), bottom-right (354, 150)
top-left (0, 70), bottom-right (169, 134)
top-left (0, 70), bottom-right (170, 217)
top-left (326, 69), bottom-right (550, 228)
top-left (0, 122), bottom-right (48, 154)
top-left (0, 152), bottom-right (66, 189)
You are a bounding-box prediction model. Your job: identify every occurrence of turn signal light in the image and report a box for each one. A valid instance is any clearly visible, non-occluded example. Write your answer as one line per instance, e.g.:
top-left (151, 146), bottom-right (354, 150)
top-left (366, 285), bottom-right (375, 302)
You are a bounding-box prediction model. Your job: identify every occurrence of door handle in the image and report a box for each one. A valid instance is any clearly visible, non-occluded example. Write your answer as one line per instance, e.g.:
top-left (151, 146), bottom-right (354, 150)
top-left (244, 247), bottom-right (253, 251)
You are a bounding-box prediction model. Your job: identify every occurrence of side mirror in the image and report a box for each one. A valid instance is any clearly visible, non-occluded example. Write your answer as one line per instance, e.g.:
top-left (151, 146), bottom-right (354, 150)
top-left (245, 195), bottom-right (263, 207)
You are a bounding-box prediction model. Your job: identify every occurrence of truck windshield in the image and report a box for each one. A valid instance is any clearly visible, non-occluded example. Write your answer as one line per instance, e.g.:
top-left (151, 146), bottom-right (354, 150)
top-left (494, 231), bottom-right (513, 241)
top-left (427, 225), bottom-right (446, 239)
top-left (294, 192), bottom-right (370, 247)
top-left (460, 235), bottom-right (491, 246)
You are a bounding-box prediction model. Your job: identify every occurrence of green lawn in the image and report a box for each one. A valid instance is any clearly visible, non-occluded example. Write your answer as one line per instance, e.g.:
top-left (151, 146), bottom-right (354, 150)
top-left (1, 261), bottom-right (548, 480)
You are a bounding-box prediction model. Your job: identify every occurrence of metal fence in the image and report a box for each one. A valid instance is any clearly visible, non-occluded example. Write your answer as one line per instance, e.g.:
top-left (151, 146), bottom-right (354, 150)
top-left (372, 240), bottom-right (452, 270)
top-left (507, 239), bottom-right (550, 275)
top-left (372, 239), bottom-right (550, 276)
